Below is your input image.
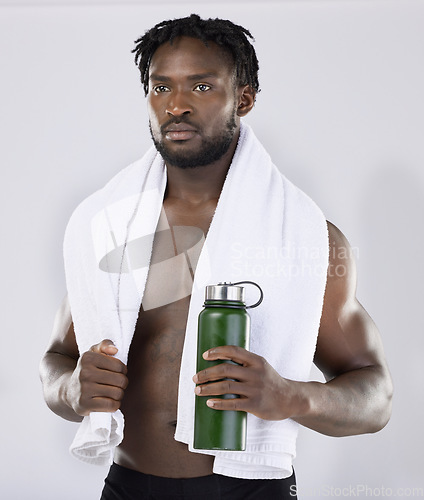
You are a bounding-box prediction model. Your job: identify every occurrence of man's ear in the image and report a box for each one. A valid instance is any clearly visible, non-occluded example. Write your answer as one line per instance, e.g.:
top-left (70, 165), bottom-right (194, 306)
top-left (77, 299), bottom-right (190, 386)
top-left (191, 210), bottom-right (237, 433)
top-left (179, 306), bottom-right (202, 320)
top-left (237, 85), bottom-right (256, 117)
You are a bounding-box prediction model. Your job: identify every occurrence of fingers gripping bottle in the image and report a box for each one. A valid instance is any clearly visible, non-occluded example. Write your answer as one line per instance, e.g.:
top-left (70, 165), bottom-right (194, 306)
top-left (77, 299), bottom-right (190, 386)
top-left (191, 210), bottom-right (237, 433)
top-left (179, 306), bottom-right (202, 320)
top-left (193, 281), bottom-right (263, 451)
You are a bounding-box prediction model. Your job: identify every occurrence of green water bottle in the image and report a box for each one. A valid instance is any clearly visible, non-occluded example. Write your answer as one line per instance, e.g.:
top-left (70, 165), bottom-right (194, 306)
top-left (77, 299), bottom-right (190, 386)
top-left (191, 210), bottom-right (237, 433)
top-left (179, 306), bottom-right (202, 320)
top-left (193, 281), bottom-right (263, 451)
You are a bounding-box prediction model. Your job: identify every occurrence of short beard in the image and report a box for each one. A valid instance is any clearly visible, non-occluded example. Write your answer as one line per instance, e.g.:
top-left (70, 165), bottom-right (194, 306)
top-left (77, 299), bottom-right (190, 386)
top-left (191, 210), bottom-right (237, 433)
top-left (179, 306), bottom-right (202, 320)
top-left (150, 112), bottom-right (238, 169)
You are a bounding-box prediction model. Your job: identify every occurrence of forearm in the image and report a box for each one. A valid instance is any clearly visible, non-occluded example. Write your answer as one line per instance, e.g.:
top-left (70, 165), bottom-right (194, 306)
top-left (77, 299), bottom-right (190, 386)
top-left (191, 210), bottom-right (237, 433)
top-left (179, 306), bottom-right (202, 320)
top-left (39, 352), bottom-right (83, 423)
top-left (291, 365), bottom-right (393, 437)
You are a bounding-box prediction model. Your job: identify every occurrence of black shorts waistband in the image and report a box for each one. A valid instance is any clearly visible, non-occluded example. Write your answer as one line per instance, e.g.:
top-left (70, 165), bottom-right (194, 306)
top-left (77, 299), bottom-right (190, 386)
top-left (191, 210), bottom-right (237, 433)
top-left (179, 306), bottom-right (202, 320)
top-left (102, 462), bottom-right (297, 499)
top-left (107, 463), bottom-right (219, 492)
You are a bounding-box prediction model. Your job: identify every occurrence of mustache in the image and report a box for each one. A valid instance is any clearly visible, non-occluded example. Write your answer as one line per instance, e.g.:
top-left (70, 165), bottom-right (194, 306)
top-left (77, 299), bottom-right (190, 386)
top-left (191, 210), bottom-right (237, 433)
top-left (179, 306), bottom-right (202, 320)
top-left (160, 117), bottom-right (198, 134)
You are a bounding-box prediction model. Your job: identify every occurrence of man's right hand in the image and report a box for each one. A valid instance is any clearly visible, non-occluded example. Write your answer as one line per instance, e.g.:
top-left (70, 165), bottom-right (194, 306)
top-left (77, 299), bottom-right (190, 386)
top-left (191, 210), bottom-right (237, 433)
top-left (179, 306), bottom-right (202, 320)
top-left (67, 339), bottom-right (129, 416)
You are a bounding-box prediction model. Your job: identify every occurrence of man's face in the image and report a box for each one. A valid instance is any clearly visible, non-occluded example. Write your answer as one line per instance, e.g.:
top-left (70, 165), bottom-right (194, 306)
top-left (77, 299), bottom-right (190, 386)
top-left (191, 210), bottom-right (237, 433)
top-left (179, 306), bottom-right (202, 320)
top-left (147, 36), bottom-right (240, 169)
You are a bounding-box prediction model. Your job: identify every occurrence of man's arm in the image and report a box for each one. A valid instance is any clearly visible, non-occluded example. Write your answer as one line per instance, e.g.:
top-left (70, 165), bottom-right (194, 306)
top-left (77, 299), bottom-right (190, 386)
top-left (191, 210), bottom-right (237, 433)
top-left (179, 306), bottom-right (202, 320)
top-left (39, 295), bottom-right (128, 422)
top-left (193, 221), bottom-right (393, 436)
top-left (292, 221), bottom-right (393, 435)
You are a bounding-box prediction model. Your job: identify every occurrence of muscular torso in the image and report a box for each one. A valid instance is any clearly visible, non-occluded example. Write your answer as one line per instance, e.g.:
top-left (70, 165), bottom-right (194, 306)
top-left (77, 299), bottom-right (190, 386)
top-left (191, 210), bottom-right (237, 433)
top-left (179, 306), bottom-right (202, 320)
top-left (115, 197), bottom-right (217, 477)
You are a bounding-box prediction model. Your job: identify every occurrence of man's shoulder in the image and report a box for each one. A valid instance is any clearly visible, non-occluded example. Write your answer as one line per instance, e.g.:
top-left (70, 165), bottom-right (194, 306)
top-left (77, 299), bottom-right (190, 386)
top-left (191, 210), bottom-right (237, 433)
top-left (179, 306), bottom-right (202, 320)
top-left (67, 152), bottom-right (156, 227)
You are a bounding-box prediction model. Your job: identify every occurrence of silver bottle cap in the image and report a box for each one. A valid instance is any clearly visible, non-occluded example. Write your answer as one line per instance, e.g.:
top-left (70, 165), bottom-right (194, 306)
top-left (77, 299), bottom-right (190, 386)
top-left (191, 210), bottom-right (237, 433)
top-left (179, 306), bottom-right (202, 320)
top-left (205, 282), bottom-right (245, 303)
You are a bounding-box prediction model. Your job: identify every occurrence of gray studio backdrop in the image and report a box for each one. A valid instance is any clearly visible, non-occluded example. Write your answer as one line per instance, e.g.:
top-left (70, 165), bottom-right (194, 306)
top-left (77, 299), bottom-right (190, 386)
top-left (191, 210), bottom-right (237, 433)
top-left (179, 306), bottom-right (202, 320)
top-left (1, 0), bottom-right (423, 499)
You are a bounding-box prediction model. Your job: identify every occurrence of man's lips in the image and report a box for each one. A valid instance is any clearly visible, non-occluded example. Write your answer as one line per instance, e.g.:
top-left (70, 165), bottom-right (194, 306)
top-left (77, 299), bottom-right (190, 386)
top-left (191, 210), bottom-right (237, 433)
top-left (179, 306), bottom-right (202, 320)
top-left (163, 123), bottom-right (198, 141)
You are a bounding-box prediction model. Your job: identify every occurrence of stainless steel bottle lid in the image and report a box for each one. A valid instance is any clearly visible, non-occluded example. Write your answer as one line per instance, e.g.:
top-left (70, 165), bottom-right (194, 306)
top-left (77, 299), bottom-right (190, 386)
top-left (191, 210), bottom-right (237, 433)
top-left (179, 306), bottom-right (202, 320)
top-left (205, 282), bottom-right (245, 303)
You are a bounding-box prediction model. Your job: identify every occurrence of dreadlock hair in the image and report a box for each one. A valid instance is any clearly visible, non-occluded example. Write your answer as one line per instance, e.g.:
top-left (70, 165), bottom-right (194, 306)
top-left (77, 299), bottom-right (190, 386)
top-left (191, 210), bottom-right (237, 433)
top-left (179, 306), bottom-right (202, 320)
top-left (132, 14), bottom-right (260, 97)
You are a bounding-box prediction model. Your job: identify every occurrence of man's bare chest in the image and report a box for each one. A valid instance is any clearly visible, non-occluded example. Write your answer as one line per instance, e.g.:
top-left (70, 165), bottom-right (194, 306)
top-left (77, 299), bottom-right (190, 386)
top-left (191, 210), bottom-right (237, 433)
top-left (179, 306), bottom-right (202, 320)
top-left (141, 201), bottom-right (215, 311)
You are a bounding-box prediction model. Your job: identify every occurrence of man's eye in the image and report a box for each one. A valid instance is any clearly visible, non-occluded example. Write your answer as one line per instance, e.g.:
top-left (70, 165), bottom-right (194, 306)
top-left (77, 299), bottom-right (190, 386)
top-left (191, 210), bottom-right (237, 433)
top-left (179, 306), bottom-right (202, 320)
top-left (154, 85), bottom-right (170, 93)
top-left (194, 84), bottom-right (211, 92)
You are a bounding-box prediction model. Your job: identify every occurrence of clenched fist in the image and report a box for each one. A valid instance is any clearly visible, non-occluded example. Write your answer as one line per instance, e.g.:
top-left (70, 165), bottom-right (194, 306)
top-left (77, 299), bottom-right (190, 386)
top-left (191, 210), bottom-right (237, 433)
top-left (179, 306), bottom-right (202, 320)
top-left (66, 340), bottom-right (128, 416)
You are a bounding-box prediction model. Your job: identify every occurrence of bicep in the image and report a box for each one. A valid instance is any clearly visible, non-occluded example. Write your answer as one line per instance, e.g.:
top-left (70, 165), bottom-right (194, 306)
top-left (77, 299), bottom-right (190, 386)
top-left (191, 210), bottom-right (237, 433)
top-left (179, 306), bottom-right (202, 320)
top-left (315, 299), bottom-right (386, 380)
top-left (314, 222), bottom-right (388, 380)
top-left (45, 294), bottom-right (79, 360)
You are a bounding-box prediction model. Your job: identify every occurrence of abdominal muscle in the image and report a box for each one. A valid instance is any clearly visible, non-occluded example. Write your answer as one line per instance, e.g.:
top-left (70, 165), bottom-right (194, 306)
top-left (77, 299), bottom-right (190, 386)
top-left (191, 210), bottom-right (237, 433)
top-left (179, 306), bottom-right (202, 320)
top-left (114, 209), bottom-right (214, 478)
top-left (115, 298), bottom-right (214, 478)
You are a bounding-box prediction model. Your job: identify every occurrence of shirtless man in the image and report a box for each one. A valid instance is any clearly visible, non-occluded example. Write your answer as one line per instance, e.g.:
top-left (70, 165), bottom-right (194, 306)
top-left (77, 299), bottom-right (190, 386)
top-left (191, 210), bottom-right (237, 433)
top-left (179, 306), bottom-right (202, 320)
top-left (39, 14), bottom-right (393, 500)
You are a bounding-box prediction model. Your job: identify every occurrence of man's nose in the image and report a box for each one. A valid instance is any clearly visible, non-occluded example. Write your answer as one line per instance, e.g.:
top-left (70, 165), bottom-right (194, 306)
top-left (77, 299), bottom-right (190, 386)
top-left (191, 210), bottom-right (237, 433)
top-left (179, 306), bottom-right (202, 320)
top-left (166, 90), bottom-right (193, 117)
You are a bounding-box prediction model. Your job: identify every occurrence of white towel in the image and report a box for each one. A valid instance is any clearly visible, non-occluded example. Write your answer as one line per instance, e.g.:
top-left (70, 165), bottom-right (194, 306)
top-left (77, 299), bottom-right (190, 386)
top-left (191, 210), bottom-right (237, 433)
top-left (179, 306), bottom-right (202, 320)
top-left (64, 122), bottom-right (328, 478)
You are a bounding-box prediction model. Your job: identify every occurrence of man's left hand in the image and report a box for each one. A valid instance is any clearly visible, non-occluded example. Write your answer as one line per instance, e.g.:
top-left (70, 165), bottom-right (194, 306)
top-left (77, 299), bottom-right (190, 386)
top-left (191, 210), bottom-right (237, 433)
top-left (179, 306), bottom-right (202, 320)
top-left (192, 345), bottom-right (305, 421)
